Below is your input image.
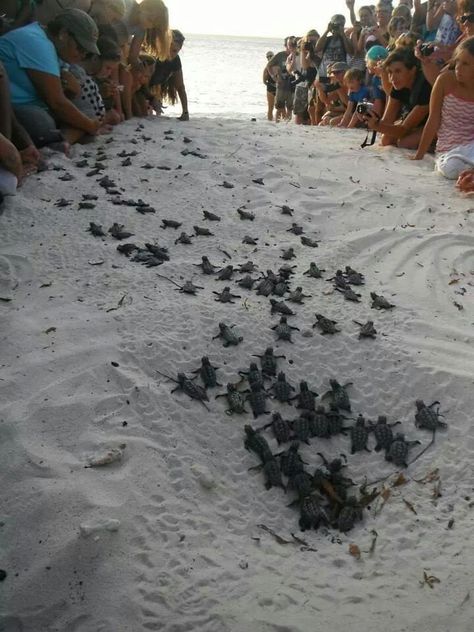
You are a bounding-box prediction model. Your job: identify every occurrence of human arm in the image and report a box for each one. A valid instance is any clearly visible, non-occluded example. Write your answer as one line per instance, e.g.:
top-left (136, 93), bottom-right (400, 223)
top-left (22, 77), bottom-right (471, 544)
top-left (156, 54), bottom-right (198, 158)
top-left (412, 73), bottom-right (445, 159)
top-left (426, 0), bottom-right (443, 31)
top-left (346, 0), bottom-right (357, 27)
top-left (315, 29), bottom-right (330, 53)
top-left (339, 30), bottom-right (354, 56)
top-left (339, 100), bottom-right (355, 127)
top-left (26, 70), bottom-right (100, 134)
top-left (173, 69), bottom-right (189, 120)
top-left (0, 133), bottom-right (22, 180)
top-left (128, 33), bottom-right (144, 65)
top-left (365, 102), bottom-right (429, 138)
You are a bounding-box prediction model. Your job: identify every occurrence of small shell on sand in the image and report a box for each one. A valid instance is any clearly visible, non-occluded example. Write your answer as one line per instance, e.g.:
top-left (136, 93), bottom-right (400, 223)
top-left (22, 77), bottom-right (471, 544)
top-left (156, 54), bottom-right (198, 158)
top-left (86, 443), bottom-right (126, 468)
top-left (80, 518), bottom-right (121, 538)
top-left (191, 463), bottom-right (216, 490)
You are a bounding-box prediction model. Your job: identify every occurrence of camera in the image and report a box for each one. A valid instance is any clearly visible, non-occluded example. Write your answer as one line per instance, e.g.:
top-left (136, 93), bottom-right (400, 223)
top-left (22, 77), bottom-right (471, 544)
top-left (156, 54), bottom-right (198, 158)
top-left (419, 43), bottom-right (435, 57)
top-left (356, 101), bottom-right (375, 115)
top-left (330, 23), bottom-right (340, 32)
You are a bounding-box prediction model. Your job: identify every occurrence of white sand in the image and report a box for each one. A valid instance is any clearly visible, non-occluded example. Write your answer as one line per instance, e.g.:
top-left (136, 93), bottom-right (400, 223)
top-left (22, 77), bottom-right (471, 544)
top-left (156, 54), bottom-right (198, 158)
top-left (1, 118), bottom-right (473, 632)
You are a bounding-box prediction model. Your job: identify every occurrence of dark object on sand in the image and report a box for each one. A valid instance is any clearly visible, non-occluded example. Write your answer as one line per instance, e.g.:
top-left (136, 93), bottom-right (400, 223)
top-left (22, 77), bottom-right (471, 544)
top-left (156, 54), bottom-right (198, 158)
top-left (294, 381), bottom-right (318, 411)
top-left (161, 219), bottom-right (182, 229)
top-left (157, 370), bottom-right (209, 410)
top-left (87, 222), bottom-right (105, 237)
top-left (213, 287), bottom-right (241, 303)
top-left (216, 383), bottom-right (247, 415)
top-left (270, 371), bottom-right (295, 404)
top-left (349, 415), bottom-right (371, 454)
top-left (300, 236), bottom-right (319, 248)
top-left (193, 256), bottom-right (218, 275)
top-left (174, 232), bottom-right (193, 245)
top-left (237, 208), bottom-right (255, 221)
top-left (287, 223), bottom-right (304, 235)
top-left (313, 314), bottom-right (340, 335)
top-left (278, 205), bottom-right (294, 216)
top-left (272, 316), bottom-right (299, 342)
top-left (280, 247), bottom-right (296, 260)
top-left (370, 292), bottom-right (395, 310)
top-left (194, 225), bottom-right (214, 237)
top-left (369, 415), bottom-right (401, 452)
top-left (288, 287), bottom-right (311, 304)
top-left (246, 383), bottom-right (270, 418)
top-left (242, 235), bottom-right (258, 245)
top-left (203, 210), bottom-right (221, 221)
top-left (192, 356), bottom-right (220, 388)
top-left (244, 425), bottom-right (273, 463)
top-left (303, 262), bottom-right (325, 278)
top-left (354, 320), bottom-right (377, 339)
top-left (385, 433), bottom-right (420, 467)
top-left (252, 347), bottom-right (285, 377)
top-left (108, 223), bottom-right (134, 240)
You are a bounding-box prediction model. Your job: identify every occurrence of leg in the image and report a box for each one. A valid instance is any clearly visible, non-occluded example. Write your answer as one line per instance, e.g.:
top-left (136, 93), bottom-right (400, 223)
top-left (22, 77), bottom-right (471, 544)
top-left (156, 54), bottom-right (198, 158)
top-left (14, 106), bottom-right (63, 148)
top-left (397, 127), bottom-right (424, 150)
top-left (266, 90), bottom-right (275, 121)
top-left (0, 63), bottom-right (12, 139)
top-left (436, 142), bottom-right (474, 180)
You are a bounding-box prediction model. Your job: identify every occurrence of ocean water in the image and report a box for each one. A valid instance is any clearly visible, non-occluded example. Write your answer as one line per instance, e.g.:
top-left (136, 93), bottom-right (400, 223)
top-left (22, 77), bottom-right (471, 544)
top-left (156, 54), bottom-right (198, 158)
top-left (165, 34), bottom-right (282, 119)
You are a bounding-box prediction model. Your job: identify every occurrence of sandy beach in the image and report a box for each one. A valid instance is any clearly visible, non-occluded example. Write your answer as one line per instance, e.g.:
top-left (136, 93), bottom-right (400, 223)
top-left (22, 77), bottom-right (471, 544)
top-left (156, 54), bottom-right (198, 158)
top-left (1, 117), bottom-right (473, 632)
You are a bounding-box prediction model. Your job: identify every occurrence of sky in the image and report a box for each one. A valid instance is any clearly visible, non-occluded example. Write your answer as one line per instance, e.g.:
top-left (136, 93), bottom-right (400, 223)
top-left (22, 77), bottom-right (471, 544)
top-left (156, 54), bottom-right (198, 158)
top-left (165, 0), bottom-right (351, 39)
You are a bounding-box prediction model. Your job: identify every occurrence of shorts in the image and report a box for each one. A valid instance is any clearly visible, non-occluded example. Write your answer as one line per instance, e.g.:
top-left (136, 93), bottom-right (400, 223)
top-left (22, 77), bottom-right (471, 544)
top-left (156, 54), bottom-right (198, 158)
top-left (436, 141), bottom-right (474, 180)
top-left (275, 86), bottom-right (293, 110)
top-left (267, 84), bottom-right (276, 95)
top-left (293, 82), bottom-right (309, 115)
top-left (13, 105), bottom-right (63, 147)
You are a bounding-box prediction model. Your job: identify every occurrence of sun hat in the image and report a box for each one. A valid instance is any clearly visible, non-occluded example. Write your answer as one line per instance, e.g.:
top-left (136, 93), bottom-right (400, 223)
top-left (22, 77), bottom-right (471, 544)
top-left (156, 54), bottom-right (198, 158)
top-left (55, 9), bottom-right (100, 55)
top-left (366, 45), bottom-right (389, 61)
top-left (329, 61), bottom-right (349, 73)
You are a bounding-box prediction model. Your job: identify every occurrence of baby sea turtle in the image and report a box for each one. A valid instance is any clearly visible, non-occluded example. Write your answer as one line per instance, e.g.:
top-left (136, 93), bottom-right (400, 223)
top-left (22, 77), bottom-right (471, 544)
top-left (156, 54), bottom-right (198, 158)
top-left (344, 266), bottom-right (365, 285)
top-left (117, 243), bottom-right (139, 256)
top-left (203, 210), bottom-right (221, 221)
top-left (278, 264), bottom-right (297, 279)
top-left (294, 381), bottom-right (319, 411)
top-left (386, 433), bottom-right (421, 468)
top-left (237, 208), bottom-right (255, 221)
top-left (300, 236), bottom-right (319, 248)
top-left (278, 204), bottom-right (294, 216)
top-left (216, 265), bottom-right (234, 281)
top-left (370, 292), bottom-right (395, 310)
top-left (191, 357), bottom-right (220, 388)
top-left (193, 256), bottom-right (219, 275)
top-left (212, 322), bottom-right (243, 347)
top-left (270, 371), bottom-right (295, 404)
top-left (194, 225), bottom-right (214, 237)
top-left (244, 425), bottom-right (273, 463)
top-left (303, 262), bottom-right (325, 279)
top-left (270, 299), bottom-right (295, 316)
top-left (324, 379), bottom-right (352, 412)
top-left (263, 458), bottom-right (286, 491)
top-left (157, 370), bottom-right (210, 410)
top-left (311, 406), bottom-right (330, 438)
top-left (329, 270), bottom-right (350, 290)
top-left (292, 415), bottom-right (312, 444)
top-left (354, 320), bottom-right (377, 339)
top-left (313, 314), bottom-right (340, 335)
top-left (350, 415), bottom-right (371, 454)
top-left (288, 469), bottom-right (314, 501)
top-left (336, 287), bottom-right (361, 302)
top-left (161, 219), bottom-right (182, 229)
top-left (239, 362), bottom-right (264, 388)
top-left (175, 232), bottom-right (194, 245)
top-left (79, 201), bottom-right (95, 210)
top-left (88, 222), bottom-right (105, 237)
top-left (415, 400), bottom-right (447, 432)
top-left (281, 247), bottom-right (296, 261)
top-left (272, 277), bottom-right (289, 297)
top-left (242, 235), bottom-right (258, 245)
top-left (272, 316), bottom-right (299, 343)
top-left (369, 415), bottom-right (401, 452)
top-left (238, 261), bottom-right (258, 274)
top-left (326, 403), bottom-right (348, 436)
top-left (145, 243), bottom-right (169, 261)
top-left (299, 495), bottom-right (328, 531)
top-left (108, 223), bottom-right (134, 240)
top-left (175, 280), bottom-right (204, 295)
top-left (252, 347), bottom-right (286, 377)
top-left (246, 383), bottom-right (270, 418)
top-left (256, 272), bottom-right (275, 297)
top-left (278, 441), bottom-right (305, 477)
top-left (237, 275), bottom-right (257, 290)
top-left (216, 383), bottom-right (247, 414)
top-left (287, 223), bottom-right (304, 235)
top-left (213, 287), bottom-right (241, 304)
top-left (336, 497), bottom-right (363, 533)
top-left (132, 250), bottom-right (163, 267)
top-left (263, 412), bottom-right (293, 445)
top-left (288, 287), bottom-right (312, 304)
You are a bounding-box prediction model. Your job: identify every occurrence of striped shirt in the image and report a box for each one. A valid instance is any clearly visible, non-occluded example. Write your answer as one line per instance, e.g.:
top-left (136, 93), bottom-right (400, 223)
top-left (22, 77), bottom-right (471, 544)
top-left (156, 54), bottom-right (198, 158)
top-left (437, 93), bottom-right (474, 153)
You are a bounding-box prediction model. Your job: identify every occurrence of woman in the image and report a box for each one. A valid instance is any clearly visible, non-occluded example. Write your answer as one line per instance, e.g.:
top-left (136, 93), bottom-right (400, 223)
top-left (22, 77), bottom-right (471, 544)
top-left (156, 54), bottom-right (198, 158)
top-left (0, 8), bottom-right (101, 146)
top-left (124, 0), bottom-right (170, 63)
top-left (263, 50), bottom-right (276, 121)
top-left (412, 37), bottom-right (474, 179)
top-left (149, 29), bottom-right (189, 120)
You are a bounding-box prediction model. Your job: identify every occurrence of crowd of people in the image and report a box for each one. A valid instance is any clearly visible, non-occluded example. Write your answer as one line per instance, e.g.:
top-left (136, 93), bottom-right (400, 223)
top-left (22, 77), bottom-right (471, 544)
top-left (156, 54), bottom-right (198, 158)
top-left (0, 0), bottom-right (189, 201)
top-left (264, 0), bottom-right (474, 193)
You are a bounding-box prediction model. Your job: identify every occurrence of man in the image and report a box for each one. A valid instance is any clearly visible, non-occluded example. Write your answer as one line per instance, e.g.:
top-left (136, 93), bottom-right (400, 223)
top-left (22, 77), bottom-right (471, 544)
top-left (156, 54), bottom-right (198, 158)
top-left (266, 36), bottom-right (296, 121)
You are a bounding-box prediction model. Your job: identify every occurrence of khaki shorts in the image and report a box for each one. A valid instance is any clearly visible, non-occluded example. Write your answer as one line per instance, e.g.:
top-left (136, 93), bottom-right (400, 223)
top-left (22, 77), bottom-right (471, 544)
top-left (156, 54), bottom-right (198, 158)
top-left (275, 86), bottom-right (293, 110)
top-left (293, 83), bottom-right (309, 115)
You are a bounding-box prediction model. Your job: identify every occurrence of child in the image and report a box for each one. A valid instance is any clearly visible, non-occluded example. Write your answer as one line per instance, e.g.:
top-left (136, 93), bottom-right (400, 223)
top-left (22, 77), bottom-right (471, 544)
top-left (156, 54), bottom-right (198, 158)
top-left (366, 45), bottom-right (389, 117)
top-left (412, 36), bottom-right (474, 179)
top-left (339, 67), bottom-right (370, 127)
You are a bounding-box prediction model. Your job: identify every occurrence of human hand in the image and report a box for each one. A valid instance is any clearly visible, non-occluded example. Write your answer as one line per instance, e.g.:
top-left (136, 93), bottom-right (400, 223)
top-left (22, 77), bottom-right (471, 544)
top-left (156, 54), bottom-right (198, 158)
top-left (363, 109), bottom-right (380, 130)
top-left (61, 70), bottom-right (81, 97)
top-left (345, 0), bottom-right (355, 7)
top-left (0, 134), bottom-right (22, 180)
top-left (457, 169), bottom-right (474, 193)
top-left (178, 112), bottom-right (189, 121)
top-left (87, 118), bottom-right (102, 135)
top-left (20, 145), bottom-right (41, 170)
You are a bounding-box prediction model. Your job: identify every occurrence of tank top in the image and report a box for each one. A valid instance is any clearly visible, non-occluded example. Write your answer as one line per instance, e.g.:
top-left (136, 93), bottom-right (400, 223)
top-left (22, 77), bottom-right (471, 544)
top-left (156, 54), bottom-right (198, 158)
top-left (437, 93), bottom-right (474, 153)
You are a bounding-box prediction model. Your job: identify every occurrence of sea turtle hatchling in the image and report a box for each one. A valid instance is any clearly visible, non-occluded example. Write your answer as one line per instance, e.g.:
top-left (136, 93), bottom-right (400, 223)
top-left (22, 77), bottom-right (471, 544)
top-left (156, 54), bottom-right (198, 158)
top-left (310, 405), bottom-right (330, 438)
top-left (263, 458), bottom-right (286, 491)
top-left (203, 210), bottom-right (221, 221)
top-left (212, 322), bottom-right (243, 347)
top-left (278, 204), bottom-right (294, 216)
top-left (370, 292), bottom-right (395, 310)
top-left (108, 223), bottom-right (134, 240)
top-left (328, 270), bottom-right (350, 290)
top-left (244, 425), bottom-right (273, 463)
top-left (213, 287), bottom-right (241, 304)
top-left (291, 415), bottom-right (312, 444)
top-left (175, 280), bottom-right (204, 295)
top-left (336, 287), bottom-right (361, 302)
top-left (281, 247), bottom-right (296, 261)
top-left (193, 256), bottom-right (219, 275)
top-left (191, 357), bottom-right (220, 388)
top-left (336, 497), bottom-right (363, 533)
top-left (238, 261), bottom-right (258, 274)
top-left (194, 225), bottom-right (214, 237)
top-left (237, 275), bottom-right (257, 290)
top-left (216, 383), bottom-right (247, 414)
top-left (246, 383), bottom-right (270, 418)
top-left (88, 222), bottom-right (105, 237)
top-left (349, 415), bottom-right (371, 454)
top-left (303, 262), bottom-right (325, 279)
top-left (157, 371), bottom-right (210, 410)
top-left (174, 232), bottom-right (194, 245)
top-left (278, 264), bottom-right (297, 279)
top-left (344, 266), bottom-right (365, 285)
top-left (272, 277), bottom-right (290, 297)
top-left (414, 400), bottom-right (447, 432)
top-left (300, 236), bottom-right (319, 248)
top-left (287, 223), bottom-right (304, 235)
top-left (354, 320), bottom-right (377, 339)
top-left (313, 314), bottom-right (340, 335)
top-left (278, 441), bottom-right (305, 477)
top-left (161, 219), bottom-right (182, 229)
top-left (272, 316), bottom-right (300, 343)
top-left (237, 208), bottom-right (255, 221)
top-left (216, 265), bottom-right (234, 281)
top-left (263, 412), bottom-right (293, 445)
top-left (269, 371), bottom-right (295, 404)
top-left (252, 347), bottom-right (286, 377)
top-left (326, 403), bottom-right (348, 436)
top-left (288, 287), bottom-right (312, 304)
top-left (242, 235), bottom-right (258, 245)
top-left (270, 299), bottom-right (295, 316)
top-left (293, 381), bottom-right (319, 411)
top-left (299, 495), bottom-right (328, 531)
top-left (369, 415), bottom-right (401, 452)
top-left (324, 379), bottom-right (353, 412)
top-left (288, 469), bottom-right (314, 500)
top-left (117, 243), bottom-right (139, 256)
top-left (239, 362), bottom-right (264, 388)
top-left (385, 433), bottom-right (421, 468)
top-left (256, 275), bottom-right (275, 297)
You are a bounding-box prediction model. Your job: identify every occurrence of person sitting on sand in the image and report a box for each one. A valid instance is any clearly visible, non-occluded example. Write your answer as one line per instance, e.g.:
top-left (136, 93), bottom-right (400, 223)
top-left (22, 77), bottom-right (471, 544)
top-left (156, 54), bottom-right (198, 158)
top-left (362, 47), bottom-right (431, 149)
top-left (411, 37), bottom-right (474, 180)
top-left (263, 50), bottom-right (276, 121)
top-left (0, 9), bottom-right (102, 148)
top-left (130, 54), bottom-right (155, 116)
top-left (149, 29), bottom-right (189, 120)
top-left (338, 68), bottom-right (371, 128)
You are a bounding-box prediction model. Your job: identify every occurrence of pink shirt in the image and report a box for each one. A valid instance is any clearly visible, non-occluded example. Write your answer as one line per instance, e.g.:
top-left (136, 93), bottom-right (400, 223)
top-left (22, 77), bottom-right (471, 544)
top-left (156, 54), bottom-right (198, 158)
top-left (437, 92), bottom-right (474, 153)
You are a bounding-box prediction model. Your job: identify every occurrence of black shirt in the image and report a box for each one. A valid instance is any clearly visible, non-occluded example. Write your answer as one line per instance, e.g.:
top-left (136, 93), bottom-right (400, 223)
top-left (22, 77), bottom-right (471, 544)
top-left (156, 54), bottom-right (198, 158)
top-left (150, 55), bottom-right (182, 88)
top-left (390, 70), bottom-right (431, 117)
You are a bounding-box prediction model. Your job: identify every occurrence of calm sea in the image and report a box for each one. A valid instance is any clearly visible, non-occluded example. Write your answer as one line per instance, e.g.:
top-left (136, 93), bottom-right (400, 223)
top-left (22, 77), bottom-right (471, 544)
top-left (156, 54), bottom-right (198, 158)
top-left (166, 33), bottom-right (283, 119)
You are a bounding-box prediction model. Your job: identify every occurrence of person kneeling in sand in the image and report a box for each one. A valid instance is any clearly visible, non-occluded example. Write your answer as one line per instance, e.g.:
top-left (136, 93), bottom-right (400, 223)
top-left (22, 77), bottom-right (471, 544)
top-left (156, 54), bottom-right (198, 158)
top-left (362, 47), bottom-right (432, 149)
top-left (411, 37), bottom-right (474, 179)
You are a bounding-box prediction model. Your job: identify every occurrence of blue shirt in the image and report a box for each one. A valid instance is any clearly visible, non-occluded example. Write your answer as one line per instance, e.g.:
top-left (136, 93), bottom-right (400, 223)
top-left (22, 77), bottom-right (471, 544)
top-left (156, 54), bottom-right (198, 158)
top-left (349, 86), bottom-right (370, 104)
top-left (369, 76), bottom-right (384, 101)
top-left (0, 22), bottom-right (60, 108)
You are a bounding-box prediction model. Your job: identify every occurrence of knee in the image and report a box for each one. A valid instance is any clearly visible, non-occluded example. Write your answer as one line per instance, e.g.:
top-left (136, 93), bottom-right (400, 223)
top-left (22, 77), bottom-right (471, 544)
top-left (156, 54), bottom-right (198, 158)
top-left (380, 134), bottom-right (395, 147)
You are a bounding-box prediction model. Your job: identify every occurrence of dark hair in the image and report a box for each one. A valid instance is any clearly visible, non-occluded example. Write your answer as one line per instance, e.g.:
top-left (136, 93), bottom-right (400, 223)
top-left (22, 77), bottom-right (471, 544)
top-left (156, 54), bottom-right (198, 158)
top-left (97, 36), bottom-right (121, 61)
top-left (455, 35), bottom-right (474, 57)
top-left (99, 21), bottom-right (129, 47)
top-left (458, 0), bottom-right (474, 14)
top-left (139, 53), bottom-right (156, 66)
top-left (344, 68), bottom-right (366, 82)
top-left (172, 29), bottom-right (185, 44)
top-left (383, 46), bottom-right (419, 69)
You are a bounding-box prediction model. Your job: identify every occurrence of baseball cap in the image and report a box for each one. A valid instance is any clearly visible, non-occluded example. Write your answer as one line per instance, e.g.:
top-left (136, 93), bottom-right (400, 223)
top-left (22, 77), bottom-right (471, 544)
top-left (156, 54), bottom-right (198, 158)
top-left (329, 61), bottom-right (349, 73)
top-left (366, 45), bottom-right (389, 61)
top-left (55, 9), bottom-right (100, 55)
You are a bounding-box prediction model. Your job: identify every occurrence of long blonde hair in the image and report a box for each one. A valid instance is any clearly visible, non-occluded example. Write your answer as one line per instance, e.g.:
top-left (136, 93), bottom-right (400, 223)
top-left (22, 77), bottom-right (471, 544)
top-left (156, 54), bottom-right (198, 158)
top-left (138, 0), bottom-right (171, 61)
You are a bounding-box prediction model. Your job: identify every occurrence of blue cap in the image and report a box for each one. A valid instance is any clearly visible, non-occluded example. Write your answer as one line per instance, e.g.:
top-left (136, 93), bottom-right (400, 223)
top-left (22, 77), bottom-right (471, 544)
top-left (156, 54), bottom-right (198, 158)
top-left (366, 45), bottom-right (388, 62)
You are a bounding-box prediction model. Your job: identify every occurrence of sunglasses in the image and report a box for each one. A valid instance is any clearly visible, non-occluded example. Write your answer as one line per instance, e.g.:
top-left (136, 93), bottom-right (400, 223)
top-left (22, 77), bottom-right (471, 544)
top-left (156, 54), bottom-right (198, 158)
top-left (460, 13), bottom-right (474, 23)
